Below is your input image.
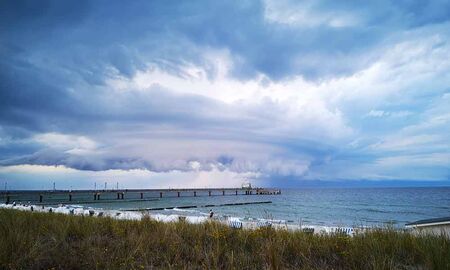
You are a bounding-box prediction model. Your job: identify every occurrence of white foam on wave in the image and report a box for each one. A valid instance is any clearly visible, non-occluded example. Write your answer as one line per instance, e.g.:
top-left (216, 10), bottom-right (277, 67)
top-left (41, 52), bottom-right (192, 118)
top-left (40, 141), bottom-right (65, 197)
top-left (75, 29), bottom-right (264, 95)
top-left (66, 204), bottom-right (84, 208)
top-left (169, 208), bottom-right (211, 218)
top-left (171, 208), bottom-right (207, 215)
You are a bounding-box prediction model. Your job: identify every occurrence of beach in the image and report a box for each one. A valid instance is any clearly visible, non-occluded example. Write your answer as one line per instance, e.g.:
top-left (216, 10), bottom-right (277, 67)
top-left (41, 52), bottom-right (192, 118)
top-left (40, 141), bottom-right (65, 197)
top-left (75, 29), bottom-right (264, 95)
top-left (0, 202), bottom-right (358, 236)
top-left (1, 207), bottom-right (449, 269)
top-left (2, 187), bottom-right (450, 229)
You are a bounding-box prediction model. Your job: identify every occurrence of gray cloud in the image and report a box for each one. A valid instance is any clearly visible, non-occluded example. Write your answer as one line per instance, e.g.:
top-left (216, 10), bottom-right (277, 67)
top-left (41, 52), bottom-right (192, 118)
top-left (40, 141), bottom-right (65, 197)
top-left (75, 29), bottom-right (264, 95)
top-left (0, 0), bottom-right (449, 185)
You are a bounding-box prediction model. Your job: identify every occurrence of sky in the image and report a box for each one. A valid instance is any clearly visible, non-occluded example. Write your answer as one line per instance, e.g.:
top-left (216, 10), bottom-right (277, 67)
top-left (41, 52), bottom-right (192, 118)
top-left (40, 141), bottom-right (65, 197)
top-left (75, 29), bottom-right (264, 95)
top-left (0, 0), bottom-right (449, 189)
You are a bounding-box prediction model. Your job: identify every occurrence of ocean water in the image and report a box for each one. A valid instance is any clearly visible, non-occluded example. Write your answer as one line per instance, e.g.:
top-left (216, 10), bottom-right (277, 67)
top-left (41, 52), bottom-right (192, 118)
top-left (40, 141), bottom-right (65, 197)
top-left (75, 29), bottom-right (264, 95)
top-left (3, 187), bottom-right (450, 227)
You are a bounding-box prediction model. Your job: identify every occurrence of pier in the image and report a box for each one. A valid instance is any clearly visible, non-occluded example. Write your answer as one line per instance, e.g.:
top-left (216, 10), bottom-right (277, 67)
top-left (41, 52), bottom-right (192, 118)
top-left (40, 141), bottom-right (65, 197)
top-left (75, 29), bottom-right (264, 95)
top-left (1, 187), bottom-right (281, 204)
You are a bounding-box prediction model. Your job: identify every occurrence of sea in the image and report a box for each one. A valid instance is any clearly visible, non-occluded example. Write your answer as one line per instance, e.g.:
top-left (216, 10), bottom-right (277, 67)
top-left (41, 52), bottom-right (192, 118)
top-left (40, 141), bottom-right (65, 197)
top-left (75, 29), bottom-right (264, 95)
top-left (3, 187), bottom-right (450, 227)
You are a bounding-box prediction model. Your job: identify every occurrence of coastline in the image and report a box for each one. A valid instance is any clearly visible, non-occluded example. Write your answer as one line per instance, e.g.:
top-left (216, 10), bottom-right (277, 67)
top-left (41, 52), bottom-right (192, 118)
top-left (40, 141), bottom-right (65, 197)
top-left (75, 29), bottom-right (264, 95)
top-left (1, 207), bottom-right (449, 269)
top-left (0, 202), bottom-right (378, 236)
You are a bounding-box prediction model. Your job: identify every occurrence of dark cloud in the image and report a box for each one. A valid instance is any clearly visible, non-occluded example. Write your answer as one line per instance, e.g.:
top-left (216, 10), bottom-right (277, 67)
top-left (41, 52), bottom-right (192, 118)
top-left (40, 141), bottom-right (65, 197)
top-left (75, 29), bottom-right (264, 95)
top-left (3, 0), bottom-right (448, 84)
top-left (0, 0), bottom-right (449, 182)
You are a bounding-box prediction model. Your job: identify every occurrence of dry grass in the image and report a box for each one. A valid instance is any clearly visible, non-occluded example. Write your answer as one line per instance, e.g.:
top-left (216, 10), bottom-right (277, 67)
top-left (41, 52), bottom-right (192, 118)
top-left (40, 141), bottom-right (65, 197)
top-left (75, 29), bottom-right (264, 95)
top-left (0, 209), bottom-right (449, 269)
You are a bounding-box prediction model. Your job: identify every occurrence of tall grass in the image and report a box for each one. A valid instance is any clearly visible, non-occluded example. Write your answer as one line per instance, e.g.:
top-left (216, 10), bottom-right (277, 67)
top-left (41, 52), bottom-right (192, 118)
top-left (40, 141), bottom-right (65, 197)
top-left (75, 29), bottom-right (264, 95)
top-left (0, 209), bottom-right (449, 269)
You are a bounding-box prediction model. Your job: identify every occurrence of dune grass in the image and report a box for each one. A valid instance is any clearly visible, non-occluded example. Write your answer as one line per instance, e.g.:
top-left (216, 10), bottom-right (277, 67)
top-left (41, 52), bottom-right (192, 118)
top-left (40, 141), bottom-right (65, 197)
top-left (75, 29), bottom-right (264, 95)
top-left (0, 209), bottom-right (449, 269)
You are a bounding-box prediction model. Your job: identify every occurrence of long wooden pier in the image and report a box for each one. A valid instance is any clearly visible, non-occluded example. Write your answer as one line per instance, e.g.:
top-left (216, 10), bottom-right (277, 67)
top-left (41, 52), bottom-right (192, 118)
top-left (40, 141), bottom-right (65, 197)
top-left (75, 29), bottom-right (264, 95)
top-left (1, 187), bottom-right (281, 204)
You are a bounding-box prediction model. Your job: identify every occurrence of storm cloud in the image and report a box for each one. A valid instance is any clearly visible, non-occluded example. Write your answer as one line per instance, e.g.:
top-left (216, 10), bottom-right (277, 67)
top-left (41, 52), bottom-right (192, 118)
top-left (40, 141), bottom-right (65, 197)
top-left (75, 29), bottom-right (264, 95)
top-left (0, 0), bottom-right (449, 188)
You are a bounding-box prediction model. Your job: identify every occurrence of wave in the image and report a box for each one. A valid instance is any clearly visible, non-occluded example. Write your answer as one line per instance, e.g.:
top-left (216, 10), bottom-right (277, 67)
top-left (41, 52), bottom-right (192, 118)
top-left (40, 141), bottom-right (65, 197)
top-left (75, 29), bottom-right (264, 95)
top-left (364, 208), bottom-right (390, 213)
top-left (65, 204), bottom-right (84, 208)
top-left (169, 208), bottom-right (208, 216)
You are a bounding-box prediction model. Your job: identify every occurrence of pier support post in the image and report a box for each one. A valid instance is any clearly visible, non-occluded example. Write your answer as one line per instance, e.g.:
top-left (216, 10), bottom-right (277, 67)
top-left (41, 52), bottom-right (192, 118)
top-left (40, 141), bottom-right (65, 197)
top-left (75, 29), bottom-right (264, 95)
top-left (94, 193), bottom-right (97, 200)
top-left (121, 193), bottom-right (124, 200)
top-left (69, 194), bottom-right (72, 201)
top-left (140, 192), bottom-right (143, 199)
top-left (177, 192), bottom-right (180, 197)
top-left (160, 192), bottom-right (163, 198)
top-left (208, 191), bottom-right (211, 196)
top-left (222, 190), bottom-right (225, 196)
top-left (194, 191), bottom-right (196, 197)
top-left (39, 194), bottom-right (43, 202)
top-left (97, 193), bottom-right (100, 200)
top-left (235, 190), bottom-right (238, 195)
top-left (117, 193), bottom-right (120, 199)
top-left (6, 195), bottom-right (10, 204)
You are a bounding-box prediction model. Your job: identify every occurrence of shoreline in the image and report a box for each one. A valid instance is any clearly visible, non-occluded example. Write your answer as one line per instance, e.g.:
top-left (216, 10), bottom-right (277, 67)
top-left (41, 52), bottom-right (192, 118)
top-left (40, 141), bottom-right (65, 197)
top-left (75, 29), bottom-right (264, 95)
top-left (0, 202), bottom-right (383, 236)
top-left (2, 207), bottom-right (448, 269)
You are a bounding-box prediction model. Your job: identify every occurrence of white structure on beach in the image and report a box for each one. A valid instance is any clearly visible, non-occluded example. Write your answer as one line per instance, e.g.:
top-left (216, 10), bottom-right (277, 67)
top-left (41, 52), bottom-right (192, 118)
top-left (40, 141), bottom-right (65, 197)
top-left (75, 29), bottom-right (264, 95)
top-left (405, 217), bottom-right (450, 237)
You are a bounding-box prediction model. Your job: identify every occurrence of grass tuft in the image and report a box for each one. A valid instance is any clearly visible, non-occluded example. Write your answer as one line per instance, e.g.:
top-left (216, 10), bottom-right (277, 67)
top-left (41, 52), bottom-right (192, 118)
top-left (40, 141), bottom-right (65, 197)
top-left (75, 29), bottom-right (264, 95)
top-left (0, 209), bottom-right (449, 269)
